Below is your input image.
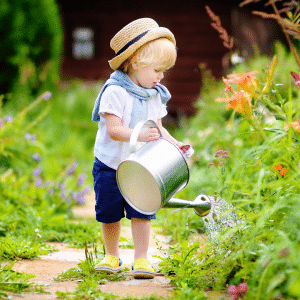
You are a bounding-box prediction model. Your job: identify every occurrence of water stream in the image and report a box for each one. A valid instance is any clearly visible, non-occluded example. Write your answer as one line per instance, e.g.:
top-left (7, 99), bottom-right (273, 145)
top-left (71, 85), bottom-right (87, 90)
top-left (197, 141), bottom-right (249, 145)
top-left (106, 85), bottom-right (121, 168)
top-left (201, 195), bottom-right (244, 245)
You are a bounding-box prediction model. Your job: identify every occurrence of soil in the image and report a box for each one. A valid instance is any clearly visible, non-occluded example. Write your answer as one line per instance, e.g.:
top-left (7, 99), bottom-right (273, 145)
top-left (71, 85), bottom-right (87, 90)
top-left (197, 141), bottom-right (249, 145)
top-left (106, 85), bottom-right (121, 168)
top-left (10, 193), bottom-right (226, 300)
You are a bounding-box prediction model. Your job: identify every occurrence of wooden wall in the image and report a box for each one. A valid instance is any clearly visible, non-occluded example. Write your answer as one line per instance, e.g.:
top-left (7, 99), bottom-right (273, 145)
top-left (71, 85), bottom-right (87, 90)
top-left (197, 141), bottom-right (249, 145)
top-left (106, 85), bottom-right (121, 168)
top-left (58, 1), bottom-right (237, 116)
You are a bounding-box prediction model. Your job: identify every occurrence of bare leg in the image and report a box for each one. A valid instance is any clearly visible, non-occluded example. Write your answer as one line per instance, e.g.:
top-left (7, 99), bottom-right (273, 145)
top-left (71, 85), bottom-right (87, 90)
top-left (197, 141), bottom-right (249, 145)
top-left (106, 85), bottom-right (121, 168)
top-left (101, 221), bottom-right (121, 257)
top-left (131, 218), bottom-right (151, 261)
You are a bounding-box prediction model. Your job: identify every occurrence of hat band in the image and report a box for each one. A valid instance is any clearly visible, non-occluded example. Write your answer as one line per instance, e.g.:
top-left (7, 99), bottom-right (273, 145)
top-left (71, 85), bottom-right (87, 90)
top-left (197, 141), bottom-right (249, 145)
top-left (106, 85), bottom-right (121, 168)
top-left (115, 30), bottom-right (149, 56)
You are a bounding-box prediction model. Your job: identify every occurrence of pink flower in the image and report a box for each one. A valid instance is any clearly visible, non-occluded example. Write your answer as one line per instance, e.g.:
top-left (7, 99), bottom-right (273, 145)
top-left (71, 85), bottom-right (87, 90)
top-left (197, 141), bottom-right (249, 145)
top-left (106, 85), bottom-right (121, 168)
top-left (238, 282), bottom-right (248, 293)
top-left (228, 285), bottom-right (238, 294)
top-left (218, 161), bottom-right (226, 166)
top-left (214, 150), bottom-right (229, 157)
top-left (291, 71), bottom-right (300, 88)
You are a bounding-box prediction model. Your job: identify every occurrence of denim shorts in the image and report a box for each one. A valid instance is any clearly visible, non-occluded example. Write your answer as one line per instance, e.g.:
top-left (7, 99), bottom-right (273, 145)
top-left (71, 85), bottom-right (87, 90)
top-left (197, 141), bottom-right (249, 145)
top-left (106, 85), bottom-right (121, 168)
top-left (92, 157), bottom-right (156, 223)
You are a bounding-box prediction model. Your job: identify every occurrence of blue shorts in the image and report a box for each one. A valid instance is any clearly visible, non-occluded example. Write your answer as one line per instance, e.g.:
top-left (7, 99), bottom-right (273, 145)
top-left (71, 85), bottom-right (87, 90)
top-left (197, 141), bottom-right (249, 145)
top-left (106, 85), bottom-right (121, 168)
top-left (92, 157), bottom-right (156, 223)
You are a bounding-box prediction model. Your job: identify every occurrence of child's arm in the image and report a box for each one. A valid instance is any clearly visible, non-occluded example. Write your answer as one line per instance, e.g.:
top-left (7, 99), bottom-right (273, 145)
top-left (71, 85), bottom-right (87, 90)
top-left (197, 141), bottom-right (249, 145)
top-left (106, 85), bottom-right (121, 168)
top-left (156, 119), bottom-right (184, 148)
top-left (104, 113), bottom-right (160, 142)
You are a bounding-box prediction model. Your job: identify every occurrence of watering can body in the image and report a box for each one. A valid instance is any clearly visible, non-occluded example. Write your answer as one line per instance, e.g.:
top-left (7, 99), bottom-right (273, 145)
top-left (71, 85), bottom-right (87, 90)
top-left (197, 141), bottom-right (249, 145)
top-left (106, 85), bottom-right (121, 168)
top-left (116, 120), bottom-right (211, 216)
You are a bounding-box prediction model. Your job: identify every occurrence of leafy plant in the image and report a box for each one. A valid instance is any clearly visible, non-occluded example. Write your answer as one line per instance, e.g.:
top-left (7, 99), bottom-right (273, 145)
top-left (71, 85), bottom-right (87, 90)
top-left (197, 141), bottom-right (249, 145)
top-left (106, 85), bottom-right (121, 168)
top-left (55, 242), bottom-right (127, 299)
top-left (0, 236), bottom-right (52, 260)
top-left (0, 261), bottom-right (47, 299)
top-left (161, 22), bottom-right (300, 297)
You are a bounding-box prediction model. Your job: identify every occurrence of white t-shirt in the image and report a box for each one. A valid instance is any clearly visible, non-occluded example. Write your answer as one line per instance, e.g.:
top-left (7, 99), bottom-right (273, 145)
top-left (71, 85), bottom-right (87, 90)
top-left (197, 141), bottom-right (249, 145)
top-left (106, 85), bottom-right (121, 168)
top-left (94, 85), bottom-right (168, 170)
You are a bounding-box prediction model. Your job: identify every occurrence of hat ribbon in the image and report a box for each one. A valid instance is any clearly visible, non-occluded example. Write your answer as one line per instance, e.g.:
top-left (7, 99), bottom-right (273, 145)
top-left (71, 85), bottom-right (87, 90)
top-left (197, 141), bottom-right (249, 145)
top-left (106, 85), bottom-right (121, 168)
top-left (116, 30), bottom-right (149, 56)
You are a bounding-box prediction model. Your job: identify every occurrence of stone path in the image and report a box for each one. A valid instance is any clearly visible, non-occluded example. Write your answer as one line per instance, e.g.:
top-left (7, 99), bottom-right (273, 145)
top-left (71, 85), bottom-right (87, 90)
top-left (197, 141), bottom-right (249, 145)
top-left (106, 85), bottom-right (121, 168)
top-left (11, 193), bottom-right (226, 299)
top-left (11, 194), bottom-right (173, 299)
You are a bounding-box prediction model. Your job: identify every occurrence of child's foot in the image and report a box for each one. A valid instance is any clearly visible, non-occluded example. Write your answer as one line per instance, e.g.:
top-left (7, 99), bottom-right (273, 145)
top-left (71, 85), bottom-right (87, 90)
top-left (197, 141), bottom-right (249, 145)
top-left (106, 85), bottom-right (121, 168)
top-left (132, 258), bottom-right (155, 279)
top-left (95, 255), bottom-right (122, 274)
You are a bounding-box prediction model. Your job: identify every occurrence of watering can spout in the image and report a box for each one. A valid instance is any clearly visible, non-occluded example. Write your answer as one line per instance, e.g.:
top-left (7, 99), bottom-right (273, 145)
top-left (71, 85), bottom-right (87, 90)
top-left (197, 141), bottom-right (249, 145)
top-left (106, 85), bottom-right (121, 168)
top-left (163, 194), bottom-right (212, 217)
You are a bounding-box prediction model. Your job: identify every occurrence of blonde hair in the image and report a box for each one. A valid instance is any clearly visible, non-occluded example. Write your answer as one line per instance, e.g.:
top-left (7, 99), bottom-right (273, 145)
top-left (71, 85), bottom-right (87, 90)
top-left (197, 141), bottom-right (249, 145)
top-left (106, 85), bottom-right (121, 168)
top-left (120, 38), bottom-right (177, 73)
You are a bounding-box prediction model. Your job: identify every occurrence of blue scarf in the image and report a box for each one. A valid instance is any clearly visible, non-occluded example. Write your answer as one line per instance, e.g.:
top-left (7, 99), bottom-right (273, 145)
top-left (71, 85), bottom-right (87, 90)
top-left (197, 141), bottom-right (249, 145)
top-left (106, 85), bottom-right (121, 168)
top-left (92, 70), bottom-right (171, 128)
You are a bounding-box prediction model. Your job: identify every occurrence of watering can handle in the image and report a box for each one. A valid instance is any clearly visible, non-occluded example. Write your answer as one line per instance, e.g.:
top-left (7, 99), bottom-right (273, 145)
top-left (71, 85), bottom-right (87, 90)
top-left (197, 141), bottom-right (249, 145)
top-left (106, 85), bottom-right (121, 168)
top-left (130, 120), bottom-right (162, 154)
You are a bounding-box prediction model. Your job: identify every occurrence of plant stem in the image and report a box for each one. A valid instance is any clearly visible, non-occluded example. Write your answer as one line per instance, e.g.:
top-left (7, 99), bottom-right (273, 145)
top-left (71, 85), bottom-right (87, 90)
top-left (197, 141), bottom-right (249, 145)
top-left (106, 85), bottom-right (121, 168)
top-left (17, 92), bottom-right (50, 119)
top-left (270, 0), bottom-right (300, 69)
top-left (247, 116), bottom-right (268, 141)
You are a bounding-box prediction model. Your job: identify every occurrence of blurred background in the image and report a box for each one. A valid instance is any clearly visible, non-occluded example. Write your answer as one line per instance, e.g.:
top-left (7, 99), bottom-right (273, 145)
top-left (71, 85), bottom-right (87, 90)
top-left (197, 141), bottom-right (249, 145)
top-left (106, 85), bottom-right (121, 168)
top-left (1, 0), bottom-right (284, 119)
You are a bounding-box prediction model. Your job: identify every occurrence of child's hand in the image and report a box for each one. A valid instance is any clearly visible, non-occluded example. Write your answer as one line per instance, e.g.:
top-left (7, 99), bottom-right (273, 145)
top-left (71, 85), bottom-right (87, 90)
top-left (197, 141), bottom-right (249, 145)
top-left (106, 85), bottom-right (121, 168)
top-left (138, 127), bottom-right (160, 142)
top-left (176, 141), bottom-right (185, 148)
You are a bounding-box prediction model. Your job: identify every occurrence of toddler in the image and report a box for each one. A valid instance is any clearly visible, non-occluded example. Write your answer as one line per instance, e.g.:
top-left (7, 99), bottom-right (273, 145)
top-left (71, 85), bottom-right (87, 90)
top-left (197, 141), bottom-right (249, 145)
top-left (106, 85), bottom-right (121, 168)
top-left (92, 18), bottom-right (183, 279)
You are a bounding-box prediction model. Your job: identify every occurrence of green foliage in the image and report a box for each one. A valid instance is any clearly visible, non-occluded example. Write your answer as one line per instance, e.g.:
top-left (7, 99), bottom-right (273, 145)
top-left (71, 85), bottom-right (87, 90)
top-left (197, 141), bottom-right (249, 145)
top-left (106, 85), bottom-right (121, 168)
top-left (40, 81), bottom-right (100, 172)
top-left (121, 296), bottom-right (166, 300)
top-left (0, 86), bottom-right (100, 297)
top-left (56, 280), bottom-right (118, 300)
top-left (55, 243), bottom-right (126, 299)
top-left (0, 0), bottom-right (63, 99)
top-left (0, 236), bottom-right (51, 260)
top-left (155, 208), bottom-right (205, 244)
top-left (0, 261), bottom-right (47, 298)
top-left (163, 42), bottom-right (300, 299)
top-left (157, 241), bottom-right (211, 298)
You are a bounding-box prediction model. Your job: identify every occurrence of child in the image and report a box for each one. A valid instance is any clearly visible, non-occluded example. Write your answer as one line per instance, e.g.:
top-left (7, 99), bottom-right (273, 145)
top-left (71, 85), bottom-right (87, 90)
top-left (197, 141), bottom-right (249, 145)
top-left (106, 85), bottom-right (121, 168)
top-left (92, 18), bottom-right (183, 279)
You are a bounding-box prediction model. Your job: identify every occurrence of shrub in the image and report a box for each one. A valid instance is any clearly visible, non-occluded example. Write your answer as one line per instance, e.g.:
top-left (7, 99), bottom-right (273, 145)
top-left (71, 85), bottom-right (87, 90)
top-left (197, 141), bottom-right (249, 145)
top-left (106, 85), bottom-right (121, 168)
top-left (0, 0), bottom-right (63, 103)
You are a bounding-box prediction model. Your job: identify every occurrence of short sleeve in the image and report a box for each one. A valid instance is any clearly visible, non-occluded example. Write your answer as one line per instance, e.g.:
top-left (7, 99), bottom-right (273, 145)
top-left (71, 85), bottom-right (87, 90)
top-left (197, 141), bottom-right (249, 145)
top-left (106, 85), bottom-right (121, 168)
top-left (159, 103), bottom-right (168, 119)
top-left (99, 86), bottom-right (126, 119)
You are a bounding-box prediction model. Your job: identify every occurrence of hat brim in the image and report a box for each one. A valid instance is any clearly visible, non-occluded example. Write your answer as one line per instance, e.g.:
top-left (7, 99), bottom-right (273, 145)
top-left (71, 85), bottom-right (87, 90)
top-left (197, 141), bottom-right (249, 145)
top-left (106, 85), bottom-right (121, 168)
top-left (108, 27), bottom-right (176, 70)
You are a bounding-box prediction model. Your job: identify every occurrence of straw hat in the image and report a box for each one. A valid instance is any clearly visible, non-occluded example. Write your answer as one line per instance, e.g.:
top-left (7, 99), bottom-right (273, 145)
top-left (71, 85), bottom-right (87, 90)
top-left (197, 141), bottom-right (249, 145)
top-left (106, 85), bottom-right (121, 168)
top-left (109, 18), bottom-right (176, 70)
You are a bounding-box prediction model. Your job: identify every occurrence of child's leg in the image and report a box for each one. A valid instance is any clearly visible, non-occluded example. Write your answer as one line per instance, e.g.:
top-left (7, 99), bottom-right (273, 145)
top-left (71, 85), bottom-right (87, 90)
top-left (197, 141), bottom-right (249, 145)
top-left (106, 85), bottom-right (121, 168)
top-left (102, 221), bottom-right (121, 257)
top-left (131, 218), bottom-right (151, 261)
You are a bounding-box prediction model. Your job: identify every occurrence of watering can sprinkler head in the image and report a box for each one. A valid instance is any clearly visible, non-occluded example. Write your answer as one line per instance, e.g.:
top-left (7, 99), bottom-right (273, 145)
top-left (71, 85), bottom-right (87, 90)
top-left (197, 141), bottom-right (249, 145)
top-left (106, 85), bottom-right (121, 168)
top-left (163, 194), bottom-right (212, 217)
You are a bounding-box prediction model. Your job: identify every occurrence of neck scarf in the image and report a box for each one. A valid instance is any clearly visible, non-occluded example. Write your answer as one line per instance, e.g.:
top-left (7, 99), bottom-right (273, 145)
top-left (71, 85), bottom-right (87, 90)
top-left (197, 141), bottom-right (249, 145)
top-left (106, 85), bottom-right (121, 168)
top-left (92, 70), bottom-right (171, 128)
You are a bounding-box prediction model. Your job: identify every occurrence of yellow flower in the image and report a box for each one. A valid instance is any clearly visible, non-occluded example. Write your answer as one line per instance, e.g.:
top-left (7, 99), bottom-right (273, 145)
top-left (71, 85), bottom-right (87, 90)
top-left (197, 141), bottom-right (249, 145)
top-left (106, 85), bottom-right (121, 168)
top-left (227, 70), bottom-right (259, 95)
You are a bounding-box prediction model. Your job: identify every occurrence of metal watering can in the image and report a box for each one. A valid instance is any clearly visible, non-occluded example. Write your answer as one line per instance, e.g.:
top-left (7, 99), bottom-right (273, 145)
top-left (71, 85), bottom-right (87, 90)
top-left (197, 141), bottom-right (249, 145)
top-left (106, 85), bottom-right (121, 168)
top-left (116, 120), bottom-right (211, 217)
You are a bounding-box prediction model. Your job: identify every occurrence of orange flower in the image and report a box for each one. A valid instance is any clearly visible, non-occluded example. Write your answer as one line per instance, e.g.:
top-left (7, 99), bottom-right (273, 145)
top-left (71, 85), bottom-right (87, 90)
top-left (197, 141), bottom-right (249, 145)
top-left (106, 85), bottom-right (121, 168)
top-left (227, 71), bottom-right (259, 95)
top-left (284, 119), bottom-right (300, 133)
top-left (223, 78), bottom-right (235, 93)
top-left (274, 164), bottom-right (288, 178)
top-left (216, 90), bottom-right (252, 117)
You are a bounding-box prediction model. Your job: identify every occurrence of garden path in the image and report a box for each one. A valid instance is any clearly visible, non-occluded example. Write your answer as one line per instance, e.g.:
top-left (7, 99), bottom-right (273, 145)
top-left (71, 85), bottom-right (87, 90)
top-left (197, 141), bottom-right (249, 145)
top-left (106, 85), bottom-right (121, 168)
top-left (11, 193), bottom-right (226, 299)
top-left (11, 193), bottom-right (173, 299)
